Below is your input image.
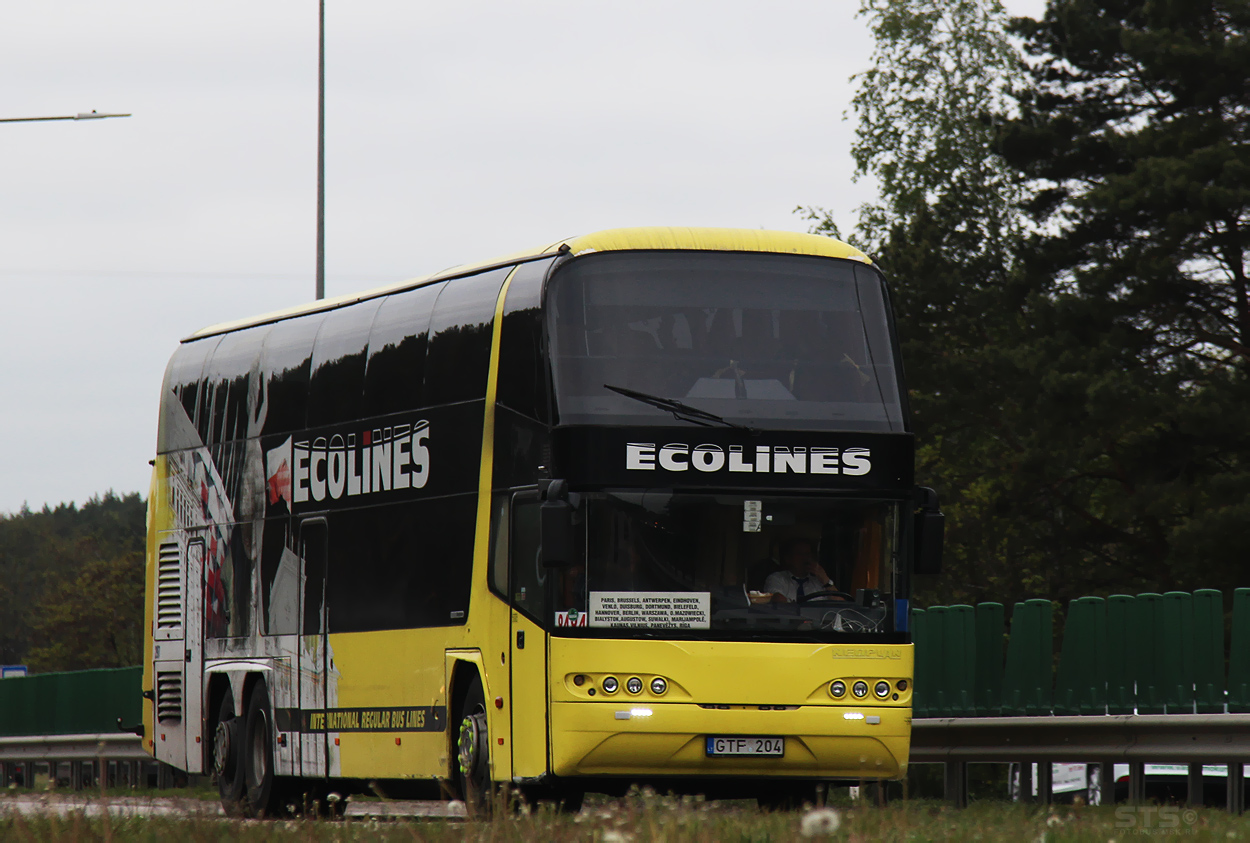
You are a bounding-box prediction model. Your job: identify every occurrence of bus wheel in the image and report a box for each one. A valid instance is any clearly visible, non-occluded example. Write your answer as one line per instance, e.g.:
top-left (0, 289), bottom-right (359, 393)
top-left (214, 692), bottom-right (245, 816)
top-left (455, 673), bottom-right (491, 815)
top-left (243, 682), bottom-right (284, 818)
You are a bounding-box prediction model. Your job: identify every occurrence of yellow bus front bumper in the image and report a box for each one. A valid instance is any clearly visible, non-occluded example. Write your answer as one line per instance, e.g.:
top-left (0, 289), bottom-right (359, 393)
top-left (549, 701), bottom-right (910, 780)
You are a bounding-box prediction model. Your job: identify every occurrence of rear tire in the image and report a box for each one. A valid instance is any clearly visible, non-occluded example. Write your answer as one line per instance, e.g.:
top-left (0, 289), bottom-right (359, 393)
top-left (214, 691), bottom-right (246, 817)
top-left (243, 682), bottom-right (285, 818)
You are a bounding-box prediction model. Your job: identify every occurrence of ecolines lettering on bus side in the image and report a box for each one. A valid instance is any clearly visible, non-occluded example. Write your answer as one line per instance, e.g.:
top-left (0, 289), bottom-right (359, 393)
top-left (293, 420), bottom-right (430, 504)
top-left (624, 443), bottom-right (871, 476)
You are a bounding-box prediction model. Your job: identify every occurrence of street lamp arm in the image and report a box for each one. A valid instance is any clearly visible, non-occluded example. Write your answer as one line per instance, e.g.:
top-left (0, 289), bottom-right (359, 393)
top-left (0, 111), bottom-right (131, 124)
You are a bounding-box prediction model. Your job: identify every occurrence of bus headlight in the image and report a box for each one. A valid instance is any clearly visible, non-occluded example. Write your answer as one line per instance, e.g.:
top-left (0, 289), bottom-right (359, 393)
top-left (626, 677), bottom-right (643, 694)
top-left (852, 681), bottom-right (869, 698)
top-left (874, 681), bottom-right (890, 699)
top-left (650, 677), bottom-right (667, 695)
top-left (602, 676), bottom-right (619, 694)
top-left (829, 681), bottom-right (846, 697)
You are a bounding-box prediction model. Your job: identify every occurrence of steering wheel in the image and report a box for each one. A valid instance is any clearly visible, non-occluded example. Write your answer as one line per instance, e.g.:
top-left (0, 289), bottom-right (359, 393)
top-left (797, 589), bottom-right (855, 604)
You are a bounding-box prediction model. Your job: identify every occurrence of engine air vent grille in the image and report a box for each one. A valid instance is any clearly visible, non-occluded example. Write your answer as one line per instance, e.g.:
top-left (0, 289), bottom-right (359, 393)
top-left (156, 542), bottom-right (182, 631)
top-left (156, 670), bottom-right (183, 723)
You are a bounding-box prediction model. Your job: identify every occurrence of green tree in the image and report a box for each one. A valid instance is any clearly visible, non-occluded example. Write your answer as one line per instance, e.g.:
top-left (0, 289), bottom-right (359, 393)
top-left (1004, 0), bottom-right (1250, 369)
top-left (995, 0), bottom-right (1250, 595)
top-left (0, 492), bottom-right (146, 666)
top-left (815, 0), bottom-right (1250, 608)
top-left (25, 552), bottom-right (145, 673)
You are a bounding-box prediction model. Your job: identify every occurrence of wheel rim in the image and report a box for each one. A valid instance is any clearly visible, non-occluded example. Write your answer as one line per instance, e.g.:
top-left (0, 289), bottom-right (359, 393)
top-left (214, 719), bottom-right (233, 778)
top-left (457, 710), bottom-right (486, 777)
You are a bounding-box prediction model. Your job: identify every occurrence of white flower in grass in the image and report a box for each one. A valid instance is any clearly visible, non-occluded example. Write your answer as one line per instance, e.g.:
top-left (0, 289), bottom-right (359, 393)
top-left (800, 807), bottom-right (842, 837)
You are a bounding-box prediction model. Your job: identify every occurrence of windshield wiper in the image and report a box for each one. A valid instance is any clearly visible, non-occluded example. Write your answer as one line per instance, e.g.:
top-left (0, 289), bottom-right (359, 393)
top-left (603, 384), bottom-right (756, 433)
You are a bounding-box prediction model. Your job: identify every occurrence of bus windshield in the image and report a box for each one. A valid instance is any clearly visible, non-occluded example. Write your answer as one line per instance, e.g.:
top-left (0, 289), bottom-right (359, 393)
top-left (547, 252), bottom-right (905, 431)
top-left (526, 492), bottom-right (901, 637)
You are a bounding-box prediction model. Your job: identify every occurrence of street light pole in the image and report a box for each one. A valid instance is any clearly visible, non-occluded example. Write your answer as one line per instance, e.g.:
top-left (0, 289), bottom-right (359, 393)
top-left (0, 111), bottom-right (130, 124)
top-left (316, 0), bottom-right (326, 301)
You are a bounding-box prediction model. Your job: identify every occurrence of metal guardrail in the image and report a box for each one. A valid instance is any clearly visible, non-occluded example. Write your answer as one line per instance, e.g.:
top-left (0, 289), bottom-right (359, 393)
top-left (912, 715), bottom-right (1250, 811)
top-left (0, 733), bottom-right (170, 791)
top-left (912, 713), bottom-right (1250, 763)
top-left (0, 733), bottom-right (148, 763)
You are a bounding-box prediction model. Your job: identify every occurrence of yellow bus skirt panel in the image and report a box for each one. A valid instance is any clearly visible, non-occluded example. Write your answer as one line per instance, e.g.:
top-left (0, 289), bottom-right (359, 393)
top-left (549, 702), bottom-right (910, 779)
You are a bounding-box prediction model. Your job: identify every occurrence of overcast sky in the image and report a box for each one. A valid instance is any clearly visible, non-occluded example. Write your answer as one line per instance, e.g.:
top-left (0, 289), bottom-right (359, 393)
top-left (0, 0), bottom-right (1044, 515)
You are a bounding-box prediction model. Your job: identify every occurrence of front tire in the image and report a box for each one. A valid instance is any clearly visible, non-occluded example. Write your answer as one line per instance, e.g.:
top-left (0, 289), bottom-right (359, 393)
top-left (455, 673), bottom-right (491, 816)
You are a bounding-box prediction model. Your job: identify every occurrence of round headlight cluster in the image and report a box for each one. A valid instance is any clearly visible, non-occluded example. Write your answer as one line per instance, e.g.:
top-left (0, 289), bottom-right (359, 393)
top-left (650, 677), bottom-right (667, 695)
top-left (852, 681), bottom-right (869, 698)
top-left (829, 680), bottom-right (846, 698)
top-left (602, 676), bottom-right (619, 694)
top-left (874, 681), bottom-right (891, 699)
top-left (626, 677), bottom-right (644, 694)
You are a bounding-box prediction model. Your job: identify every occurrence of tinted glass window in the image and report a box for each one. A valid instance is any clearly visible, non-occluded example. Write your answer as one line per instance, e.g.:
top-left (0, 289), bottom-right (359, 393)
top-left (259, 314), bottom-right (324, 439)
top-left (201, 326), bottom-right (268, 445)
top-left (548, 252), bottom-right (905, 432)
top-left (308, 300), bottom-right (382, 426)
top-left (497, 259), bottom-right (554, 422)
top-left (564, 493), bottom-right (900, 638)
top-left (160, 336), bottom-right (218, 451)
top-left (424, 267), bottom-right (510, 406)
top-left (325, 496), bottom-right (475, 632)
top-left (363, 283), bottom-right (441, 417)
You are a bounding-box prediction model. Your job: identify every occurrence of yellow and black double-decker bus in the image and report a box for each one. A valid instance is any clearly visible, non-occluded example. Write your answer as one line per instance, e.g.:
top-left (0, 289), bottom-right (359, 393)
top-left (142, 227), bottom-right (942, 815)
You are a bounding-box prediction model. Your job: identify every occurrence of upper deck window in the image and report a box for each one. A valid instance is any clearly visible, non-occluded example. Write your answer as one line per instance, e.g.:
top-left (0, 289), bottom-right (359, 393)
top-left (547, 252), bottom-right (905, 432)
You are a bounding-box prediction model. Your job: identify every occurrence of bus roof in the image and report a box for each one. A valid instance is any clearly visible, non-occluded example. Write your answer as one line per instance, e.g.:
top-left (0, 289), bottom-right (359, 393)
top-left (183, 227), bottom-right (870, 342)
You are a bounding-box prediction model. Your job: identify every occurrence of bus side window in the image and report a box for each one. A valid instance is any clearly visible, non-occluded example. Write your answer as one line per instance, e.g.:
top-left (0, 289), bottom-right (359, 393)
top-left (497, 258), bottom-right (554, 424)
top-left (489, 494), bottom-right (509, 596)
top-left (510, 495), bottom-right (545, 620)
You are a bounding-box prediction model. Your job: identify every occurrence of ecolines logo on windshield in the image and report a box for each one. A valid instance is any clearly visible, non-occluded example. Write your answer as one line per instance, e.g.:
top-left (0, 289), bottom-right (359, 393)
top-left (625, 443), bottom-right (871, 476)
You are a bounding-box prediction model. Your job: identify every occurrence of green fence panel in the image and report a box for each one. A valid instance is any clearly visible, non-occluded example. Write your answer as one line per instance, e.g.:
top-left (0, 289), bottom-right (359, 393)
top-left (974, 602), bottom-right (1005, 716)
top-left (1106, 594), bottom-right (1135, 714)
top-left (1229, 588), bottom-right (1250, 712)
top-left (927, 606), bottom-right (949, 716)
top-left (939, 604), bottom-right (976, 717)
top-left (1131, 593), bottom-right (1166, 714)
top-left (1002, 598), bottom-right (1053, 715)
top-left (1191, 589), bottom-right (1224, 714)
top-left (0, 666), bottom-right (142, 737)
top-left (1054, 596), bottom-right (1107, 715)
top-left (1161, 591), bottom-right (1195, 713)
top-left (912, 607), bottom-right (933, 717)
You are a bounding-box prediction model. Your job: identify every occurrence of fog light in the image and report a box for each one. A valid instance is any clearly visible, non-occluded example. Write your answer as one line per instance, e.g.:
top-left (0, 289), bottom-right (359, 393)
top-left (650, 677), bottom-right (667, 695)
top-left (830, 680), bottom-right (846, 697)
top-left (626, 677), bottom-right (643, 694)
top-left (603, 676), bottom-right (618, 693)
top-left (897, 679), bottom-right (908, 691)
top-left (852, 681), bottom-right (869, 698)
top-left (875, 681), bottom-right (890, 698)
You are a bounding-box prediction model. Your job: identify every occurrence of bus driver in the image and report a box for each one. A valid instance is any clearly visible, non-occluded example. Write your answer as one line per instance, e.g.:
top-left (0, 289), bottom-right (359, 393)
top-left (764, 537), bottom-right (846, 603)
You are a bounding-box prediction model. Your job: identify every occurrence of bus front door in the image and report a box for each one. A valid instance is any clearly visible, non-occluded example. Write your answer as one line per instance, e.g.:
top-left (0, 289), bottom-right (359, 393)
top-left (509, 494), bottom-right (550, 779)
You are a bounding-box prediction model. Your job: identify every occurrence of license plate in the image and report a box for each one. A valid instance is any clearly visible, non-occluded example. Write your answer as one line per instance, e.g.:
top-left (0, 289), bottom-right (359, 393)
top-left (705, 735), bottom-right (784, 757)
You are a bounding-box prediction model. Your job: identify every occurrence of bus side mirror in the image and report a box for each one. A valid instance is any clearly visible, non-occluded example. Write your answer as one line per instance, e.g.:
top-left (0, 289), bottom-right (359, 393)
top-left (913, 486), bottom-right (944, 576)
top-left (540, 479), bottom-right (575, 567)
